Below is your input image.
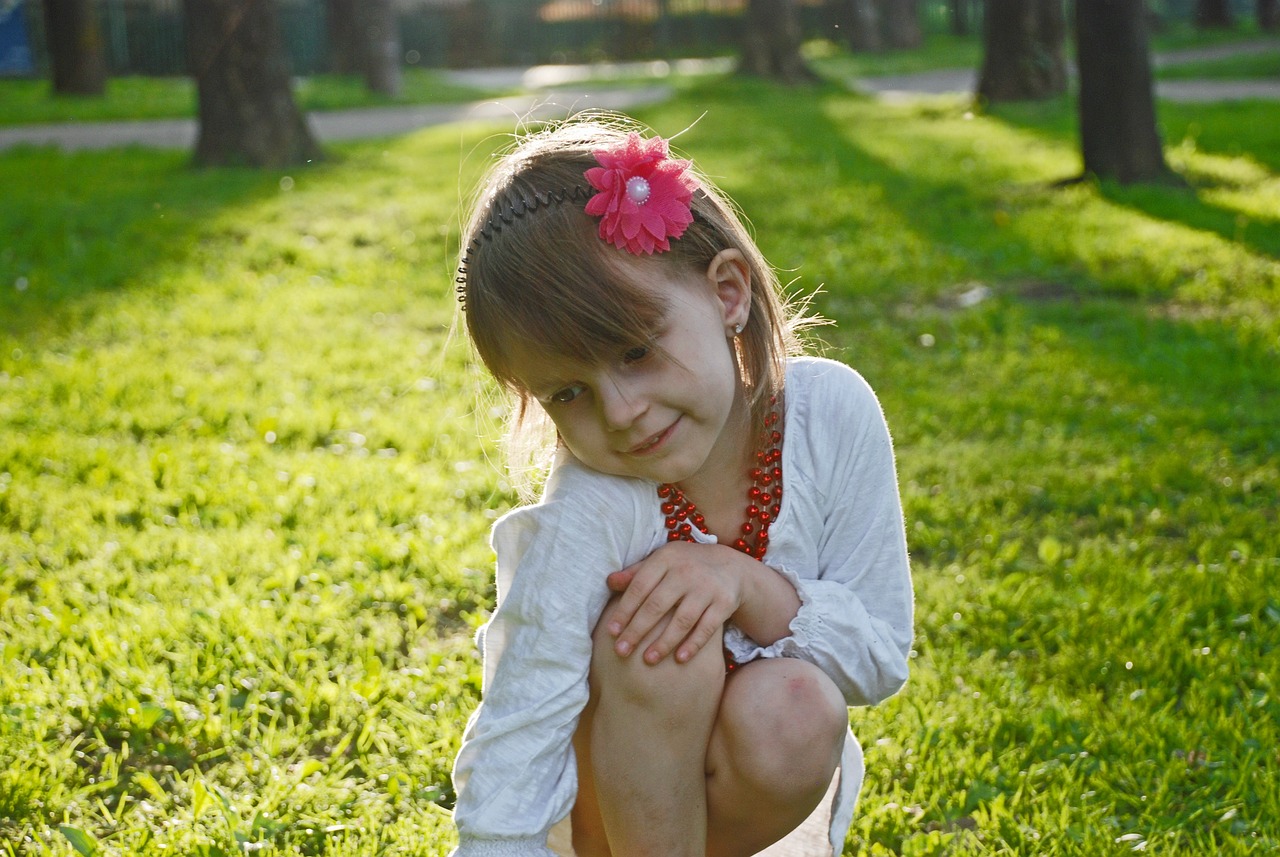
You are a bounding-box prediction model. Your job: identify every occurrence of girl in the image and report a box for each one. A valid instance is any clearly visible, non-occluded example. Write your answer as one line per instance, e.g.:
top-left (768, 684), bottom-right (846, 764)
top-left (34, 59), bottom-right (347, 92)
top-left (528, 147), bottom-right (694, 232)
top-left (450, 114), bottom-right (913, 857)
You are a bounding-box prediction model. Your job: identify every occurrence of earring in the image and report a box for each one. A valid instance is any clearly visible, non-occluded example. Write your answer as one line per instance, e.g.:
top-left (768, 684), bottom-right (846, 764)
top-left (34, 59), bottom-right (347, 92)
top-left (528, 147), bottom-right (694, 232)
top-left (733, 323), bottom-right (743, 335)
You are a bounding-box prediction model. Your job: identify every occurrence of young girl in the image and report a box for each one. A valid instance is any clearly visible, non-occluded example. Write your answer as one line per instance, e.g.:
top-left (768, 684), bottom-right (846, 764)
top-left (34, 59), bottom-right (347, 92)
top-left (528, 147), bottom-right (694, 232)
top-left (450, 113), bottom-right (913, 857)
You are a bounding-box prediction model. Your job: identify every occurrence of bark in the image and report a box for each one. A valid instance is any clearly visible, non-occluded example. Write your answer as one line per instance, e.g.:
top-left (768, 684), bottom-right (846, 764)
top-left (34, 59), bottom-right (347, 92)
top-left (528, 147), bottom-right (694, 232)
top-left (185, 0), bottom-right (323, 168)
top-left (1074, 0), bottom-right (1172, 184)
top-left (326, 0), bottom-right (400, 95)
top-left (834, 0), bottom-right (883, 51)
top-left (326, 0), bottom-right (362, 74)
top-left (361, 0), bottom-right (401, 97)
top-left (879, 0), bottom-right (922, 49)
top-left (978, 0), bottom-right (1067, 103)
top-left (1194, 0), bottom-right (1234, 27)
top-left (43, 0), bottom-right (107, 96)
top-left (740, 0), bottom-right (820, 84)
top-left (1260, 0), bottom-right (1280, 32)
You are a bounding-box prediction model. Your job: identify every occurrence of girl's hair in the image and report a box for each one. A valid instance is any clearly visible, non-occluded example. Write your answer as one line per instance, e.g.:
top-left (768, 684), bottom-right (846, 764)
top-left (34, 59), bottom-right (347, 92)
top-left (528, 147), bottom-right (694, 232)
top-left (457, 112), bottom-right (812, 480)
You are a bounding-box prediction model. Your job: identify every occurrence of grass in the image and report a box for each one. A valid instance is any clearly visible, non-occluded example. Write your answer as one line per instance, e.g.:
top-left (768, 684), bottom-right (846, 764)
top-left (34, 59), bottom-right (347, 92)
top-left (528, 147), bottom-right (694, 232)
top-left (1, 70), bottom-right (1278, 856)
top-left (0, 69), bottom-right (507, 127)
top-left (1158, 48), bottom-right (1280, 80)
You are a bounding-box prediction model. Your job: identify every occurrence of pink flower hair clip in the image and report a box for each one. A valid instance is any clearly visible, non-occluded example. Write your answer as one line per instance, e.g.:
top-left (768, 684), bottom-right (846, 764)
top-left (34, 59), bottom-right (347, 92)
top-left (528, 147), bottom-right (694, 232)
top-left (584, 132), bottom-right (698, 255)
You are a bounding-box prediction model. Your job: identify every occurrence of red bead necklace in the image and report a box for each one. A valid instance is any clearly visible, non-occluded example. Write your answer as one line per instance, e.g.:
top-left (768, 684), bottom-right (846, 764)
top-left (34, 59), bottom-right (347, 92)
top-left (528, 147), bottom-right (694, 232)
top-left (657, 405), bottom-right (783, 560)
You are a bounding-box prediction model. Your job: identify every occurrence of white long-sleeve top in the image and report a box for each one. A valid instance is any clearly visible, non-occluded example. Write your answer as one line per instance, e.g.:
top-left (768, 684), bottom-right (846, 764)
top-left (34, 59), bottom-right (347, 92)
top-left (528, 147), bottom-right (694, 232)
top-left (450, 357), bottom-right (914, 857)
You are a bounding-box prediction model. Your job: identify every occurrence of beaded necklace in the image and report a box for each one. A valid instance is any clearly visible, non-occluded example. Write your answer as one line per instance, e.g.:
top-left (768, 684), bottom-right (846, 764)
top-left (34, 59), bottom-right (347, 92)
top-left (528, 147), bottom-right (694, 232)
top-left (657, 405), bottom-right (783, 560)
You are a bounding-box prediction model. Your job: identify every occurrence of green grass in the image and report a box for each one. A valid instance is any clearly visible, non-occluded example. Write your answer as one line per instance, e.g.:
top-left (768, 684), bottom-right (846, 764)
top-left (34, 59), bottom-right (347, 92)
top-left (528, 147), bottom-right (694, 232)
top-left (0, 69), bottom-right (506, 127)
top-left (2, 77), bottom-right (1278, 855)
top-left (1159, 48), bottom-right (1280, 80)
top-left (805, 33), bottom-right (982, 77)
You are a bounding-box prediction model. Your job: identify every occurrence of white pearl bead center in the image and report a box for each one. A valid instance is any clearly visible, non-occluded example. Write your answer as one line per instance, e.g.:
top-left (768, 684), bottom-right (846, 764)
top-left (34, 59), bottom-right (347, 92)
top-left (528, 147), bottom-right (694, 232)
top-left (625, 176), bottom-right (651, 205)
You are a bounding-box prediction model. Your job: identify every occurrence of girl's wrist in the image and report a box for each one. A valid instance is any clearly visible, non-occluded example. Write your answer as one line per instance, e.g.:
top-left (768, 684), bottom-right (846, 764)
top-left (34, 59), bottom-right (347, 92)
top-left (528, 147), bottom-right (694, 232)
top-left (730, 551), bottom-right (801, 645)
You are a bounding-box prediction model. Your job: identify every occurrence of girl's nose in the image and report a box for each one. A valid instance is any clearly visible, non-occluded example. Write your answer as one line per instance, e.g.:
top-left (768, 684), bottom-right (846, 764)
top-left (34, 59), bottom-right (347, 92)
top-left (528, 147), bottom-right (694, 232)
top-left (598, 375), bottom-right (645, 431)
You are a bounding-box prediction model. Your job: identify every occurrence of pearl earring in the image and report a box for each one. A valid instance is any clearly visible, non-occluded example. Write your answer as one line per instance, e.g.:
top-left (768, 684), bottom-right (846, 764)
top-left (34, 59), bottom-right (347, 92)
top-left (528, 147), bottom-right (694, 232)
top-left (733, 323), bottom-right (743, 335)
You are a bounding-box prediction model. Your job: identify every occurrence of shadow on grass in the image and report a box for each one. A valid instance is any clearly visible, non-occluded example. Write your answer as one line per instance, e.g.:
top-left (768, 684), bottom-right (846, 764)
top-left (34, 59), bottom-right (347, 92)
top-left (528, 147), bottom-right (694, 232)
top-left (984, 97), bottom-right (1280, 260)
top-left (659, 79), bottom-right (1279, 451)
top-left (0, 146), bottom-right (290, 342)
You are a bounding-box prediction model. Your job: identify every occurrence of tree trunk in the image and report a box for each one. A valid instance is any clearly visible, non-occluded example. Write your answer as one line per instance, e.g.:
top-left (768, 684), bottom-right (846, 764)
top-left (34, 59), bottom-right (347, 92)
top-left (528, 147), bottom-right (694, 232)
top-left (834, 0), bottom-right (883, 51)
top-left (361, 0), bottom-right (401, 96)
top-left (43, 0), bottom-right (107, 96)
top-left (1260, 0), bottom-right (1280, 31)
top-left (879, 0), bottom-right (922, 49)
top-left (185, 0), bottom-right (323, 168)
top-left (978, 0), bottom-right (1067, 103)
top-left (326, 0), bottom-right (400, 95)
top-left (950, 0), bottom-right (972, 35)
top-left (740, 0), bottom-right (820, 83)
top-left (1075, 0), bottom-right (1172, 184)
top-left (1194, 0), bottom-right (1234, 27)
top-left (326, 0), bottom-right (362, 74)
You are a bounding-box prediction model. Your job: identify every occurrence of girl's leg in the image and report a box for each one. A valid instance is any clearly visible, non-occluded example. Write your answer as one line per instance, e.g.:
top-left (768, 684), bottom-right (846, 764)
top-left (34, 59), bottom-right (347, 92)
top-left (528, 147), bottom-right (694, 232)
top-left (574, 608), bottom-right (727, 857)
top-left (572, 610), bottom-right (849, 857)
top-left (703, 658), bottom-right (849, 857)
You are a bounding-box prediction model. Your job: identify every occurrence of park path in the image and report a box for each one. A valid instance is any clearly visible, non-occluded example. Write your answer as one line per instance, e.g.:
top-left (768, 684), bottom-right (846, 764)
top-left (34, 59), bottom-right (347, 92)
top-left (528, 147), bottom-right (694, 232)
top-left (0, 43), bottom-right (1276, 152)
top-left (0, 84), bottom-right (674, 152)
top-left (855, 37), bottom-right (1280, 101)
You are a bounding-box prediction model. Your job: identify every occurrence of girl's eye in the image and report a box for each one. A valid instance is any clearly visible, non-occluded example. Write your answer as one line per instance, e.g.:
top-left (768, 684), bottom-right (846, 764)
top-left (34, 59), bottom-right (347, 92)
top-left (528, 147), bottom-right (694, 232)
top-left (622, 345), bottom-right (650, 364)
top-left (547, 384), bottom-right (586, 405)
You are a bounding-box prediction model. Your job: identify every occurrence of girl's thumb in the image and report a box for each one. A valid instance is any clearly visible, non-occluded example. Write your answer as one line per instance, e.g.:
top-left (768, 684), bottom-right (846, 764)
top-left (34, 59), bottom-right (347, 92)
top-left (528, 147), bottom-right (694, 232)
top-left (606, 569), bottom-right (634, 592)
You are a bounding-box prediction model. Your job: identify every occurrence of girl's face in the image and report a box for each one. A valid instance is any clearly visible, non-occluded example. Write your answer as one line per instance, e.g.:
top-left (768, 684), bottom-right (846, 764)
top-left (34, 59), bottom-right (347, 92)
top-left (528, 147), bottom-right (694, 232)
top-left (511, 251), bottom-right (753, 492)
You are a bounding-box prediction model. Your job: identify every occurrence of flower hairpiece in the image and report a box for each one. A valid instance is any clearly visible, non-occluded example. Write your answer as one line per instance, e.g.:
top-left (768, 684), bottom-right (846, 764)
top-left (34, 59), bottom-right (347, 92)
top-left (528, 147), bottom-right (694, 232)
top-left (584, 132), bottom-right (698, 255)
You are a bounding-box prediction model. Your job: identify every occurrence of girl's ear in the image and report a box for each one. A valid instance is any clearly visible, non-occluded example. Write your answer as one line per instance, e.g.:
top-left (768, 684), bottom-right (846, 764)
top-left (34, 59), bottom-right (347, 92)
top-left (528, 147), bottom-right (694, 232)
top-left (704, 249), bottom-right (752, 335)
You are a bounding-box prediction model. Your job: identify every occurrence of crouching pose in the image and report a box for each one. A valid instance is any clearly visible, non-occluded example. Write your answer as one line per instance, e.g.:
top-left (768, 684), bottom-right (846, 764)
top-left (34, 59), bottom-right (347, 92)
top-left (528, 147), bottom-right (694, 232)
top-left (450, 113), bottom-right (913, 857)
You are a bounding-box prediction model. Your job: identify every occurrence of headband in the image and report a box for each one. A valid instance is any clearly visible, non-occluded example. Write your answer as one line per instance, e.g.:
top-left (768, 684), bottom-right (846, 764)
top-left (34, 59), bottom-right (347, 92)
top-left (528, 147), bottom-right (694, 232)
top-left (456, 132), bottom-right (698, 304)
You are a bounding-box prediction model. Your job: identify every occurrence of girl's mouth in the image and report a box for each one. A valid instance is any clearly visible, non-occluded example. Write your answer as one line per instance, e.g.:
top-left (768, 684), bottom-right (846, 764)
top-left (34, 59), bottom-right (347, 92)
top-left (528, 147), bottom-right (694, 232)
top-left (629, 419), bottom-right (678, 455)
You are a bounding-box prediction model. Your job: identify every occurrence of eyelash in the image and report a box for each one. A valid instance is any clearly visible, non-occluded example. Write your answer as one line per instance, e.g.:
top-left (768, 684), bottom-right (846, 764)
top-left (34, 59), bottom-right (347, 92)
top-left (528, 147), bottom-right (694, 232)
top-left (543, 345), bottom-right (653, 406)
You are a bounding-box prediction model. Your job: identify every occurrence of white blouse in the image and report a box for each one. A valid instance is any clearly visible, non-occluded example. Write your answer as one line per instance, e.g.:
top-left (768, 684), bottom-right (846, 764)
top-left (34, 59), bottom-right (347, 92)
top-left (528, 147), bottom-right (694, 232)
top-left (450, 357), bottom-right (914, 857)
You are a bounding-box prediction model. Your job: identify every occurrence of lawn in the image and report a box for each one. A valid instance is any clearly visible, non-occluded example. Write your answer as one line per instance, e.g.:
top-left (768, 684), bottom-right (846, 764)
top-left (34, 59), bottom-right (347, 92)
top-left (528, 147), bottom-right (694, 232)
top-left (0, 68), bottom-right (507, 127)
top-left (1, 73), bottom-right (1277, 856)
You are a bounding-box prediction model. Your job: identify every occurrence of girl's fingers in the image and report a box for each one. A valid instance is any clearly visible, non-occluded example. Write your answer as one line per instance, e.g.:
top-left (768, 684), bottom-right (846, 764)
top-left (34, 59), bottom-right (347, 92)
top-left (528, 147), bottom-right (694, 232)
top-left (613, 581), bottom-right (678, 656)
top-left (641, 596), bottom-right (712, 665)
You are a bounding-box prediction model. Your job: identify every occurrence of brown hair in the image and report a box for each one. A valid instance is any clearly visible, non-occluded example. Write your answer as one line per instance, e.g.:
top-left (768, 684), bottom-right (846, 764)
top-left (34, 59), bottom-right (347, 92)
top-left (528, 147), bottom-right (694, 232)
top-left (457, 113), bottom-right (813, 477)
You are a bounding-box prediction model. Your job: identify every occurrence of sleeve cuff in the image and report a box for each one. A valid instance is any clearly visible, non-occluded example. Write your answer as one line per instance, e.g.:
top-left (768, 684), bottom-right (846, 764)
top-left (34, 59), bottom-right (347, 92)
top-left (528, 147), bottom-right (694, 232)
top-left (723, 563), bottom-right (821, 663)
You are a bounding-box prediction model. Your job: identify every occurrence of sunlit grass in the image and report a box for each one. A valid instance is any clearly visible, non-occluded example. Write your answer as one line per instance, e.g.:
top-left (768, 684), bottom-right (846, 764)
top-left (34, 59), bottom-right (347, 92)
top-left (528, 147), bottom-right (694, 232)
top-left (0, 69), bottom-right (508, 127)
top-left (2, 78), bottom-right (1278, 855)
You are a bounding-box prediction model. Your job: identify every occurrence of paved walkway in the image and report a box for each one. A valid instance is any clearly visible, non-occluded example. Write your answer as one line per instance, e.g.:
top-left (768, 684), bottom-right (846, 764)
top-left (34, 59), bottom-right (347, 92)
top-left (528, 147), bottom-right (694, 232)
top-left (854, 38), bottom-right (1280, 102)
top-left (1, 43), bottom-right (1276, 152)
top-left (0, 84), bottom-right (674, 152)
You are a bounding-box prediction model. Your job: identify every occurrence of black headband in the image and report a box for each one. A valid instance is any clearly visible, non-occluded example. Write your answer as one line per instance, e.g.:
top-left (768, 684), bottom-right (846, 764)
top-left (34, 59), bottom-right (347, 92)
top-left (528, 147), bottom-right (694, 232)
top-left (455, 185), bottom-right (593, 306)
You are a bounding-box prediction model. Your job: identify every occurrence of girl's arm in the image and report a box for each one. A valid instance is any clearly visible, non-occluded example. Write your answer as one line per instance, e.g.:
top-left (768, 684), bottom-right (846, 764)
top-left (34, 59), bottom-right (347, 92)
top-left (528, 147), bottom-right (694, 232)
top-left (599, 361), bottom-right (912, 707)
top-left (725, 361), bottom-right (914, 707)
top-left (451, 469), bottom-right (651, 856)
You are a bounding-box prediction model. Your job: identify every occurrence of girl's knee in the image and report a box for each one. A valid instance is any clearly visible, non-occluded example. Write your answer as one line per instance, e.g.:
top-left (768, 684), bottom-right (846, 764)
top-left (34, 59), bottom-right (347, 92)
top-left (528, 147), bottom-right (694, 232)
top-left (718, 660), bottom-right (847, 793)
top-left (588, 596), bottom-right (725, 708)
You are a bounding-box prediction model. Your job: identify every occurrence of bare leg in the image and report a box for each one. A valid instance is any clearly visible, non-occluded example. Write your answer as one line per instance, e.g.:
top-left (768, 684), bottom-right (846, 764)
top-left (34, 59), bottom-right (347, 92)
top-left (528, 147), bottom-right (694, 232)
top-left (580, 609), bottom-right (726, 857)
top-left (704, 658), bottom-right (848, 857)
top-left (572, 608), bottom-right (848, 857)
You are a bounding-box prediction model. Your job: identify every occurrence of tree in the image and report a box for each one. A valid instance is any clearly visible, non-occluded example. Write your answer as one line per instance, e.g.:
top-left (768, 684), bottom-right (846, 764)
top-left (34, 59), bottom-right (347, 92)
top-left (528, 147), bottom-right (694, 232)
top-left (977, 0), bottom-right (1067, 103)
top-left (326, 0), bottom-right (401, 96)
top-left (740, 0), bottom-right (819, 84)
top-left (185, 0), bottom-right (322, 168)
top-left (879, 0), bottom-right (922, 49)
top-left (949, 0), bottom-right (973, 35)
top-left (832, 0), bottom-right (883, 52)
top-left (1074, 0), bottom-right (1172, 184)
top-left (43, 0), bottom-right (107, 96)
top-left (1260, 0), bottom-right (1279, 32)
top-left (1194, 0), bottom-right (1233, 27)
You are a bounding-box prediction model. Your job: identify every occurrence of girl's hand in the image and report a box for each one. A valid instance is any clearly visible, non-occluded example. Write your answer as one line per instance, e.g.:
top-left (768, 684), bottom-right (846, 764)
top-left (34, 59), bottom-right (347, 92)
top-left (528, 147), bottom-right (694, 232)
top-left (603, 541), bottom-right (759, 666)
